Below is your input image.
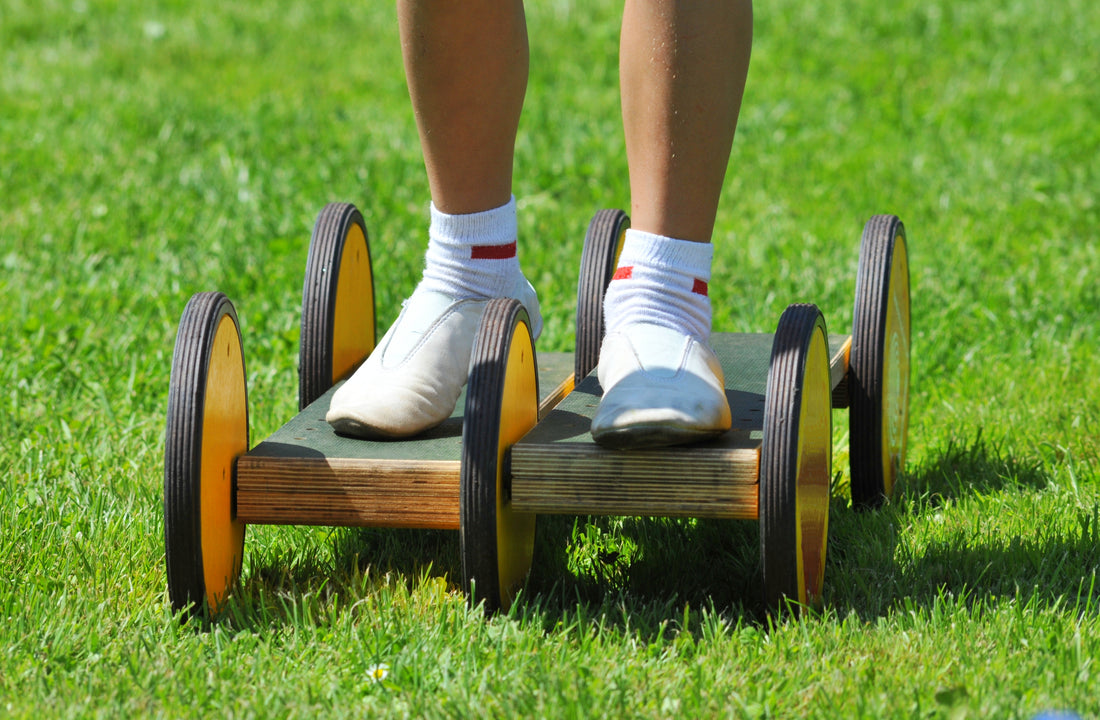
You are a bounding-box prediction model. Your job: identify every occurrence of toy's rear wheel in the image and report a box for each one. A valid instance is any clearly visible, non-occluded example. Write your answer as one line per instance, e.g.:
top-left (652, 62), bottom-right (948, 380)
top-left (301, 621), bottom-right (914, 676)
top-left (299, 202), bottom-right (375, 410)
top-left (460, 298), bottom-right (540, 614)
top-left (574, 209), bottom-right (629, 383)
top-left (164, 292), bottom-right (249, 616)
top-left (849, 215), bottom-right (910, 508)
top-left (760, 304), bottom-right (832, 612)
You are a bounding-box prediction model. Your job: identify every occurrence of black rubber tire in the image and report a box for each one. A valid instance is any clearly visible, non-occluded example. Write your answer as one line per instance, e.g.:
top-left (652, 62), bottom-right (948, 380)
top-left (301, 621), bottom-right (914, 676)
top-left (849, 215), bottom-right (910, 509)
top-left (759, 303), bottom-right (832, 613)
top-left (460, 298), bottom-right (540, 615)
top-left (164, 292), bottom-right (249, 617)
top-left (299, 202), bottom-right (376, 410)
top-left (574, 209), bottom-right (629, 383)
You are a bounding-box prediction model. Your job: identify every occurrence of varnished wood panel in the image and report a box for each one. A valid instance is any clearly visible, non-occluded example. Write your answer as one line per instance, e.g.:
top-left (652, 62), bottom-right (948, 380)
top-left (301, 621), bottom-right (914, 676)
top-left (509, 442), bottom-right (761, 518)
top-left (237, 458), bottom-right (459, 528)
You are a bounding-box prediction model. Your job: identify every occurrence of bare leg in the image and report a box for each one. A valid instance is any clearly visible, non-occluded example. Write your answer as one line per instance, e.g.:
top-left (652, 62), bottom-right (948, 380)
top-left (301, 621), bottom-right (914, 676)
top-left (397, 0), bottom-right (528, 214)
top-left (620, 0), bottom-right (753, 243)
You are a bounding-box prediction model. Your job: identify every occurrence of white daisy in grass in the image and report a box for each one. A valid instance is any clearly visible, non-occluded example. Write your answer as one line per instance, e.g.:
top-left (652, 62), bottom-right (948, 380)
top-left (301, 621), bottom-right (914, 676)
top-left (366, 663), bottom-right (390, 684)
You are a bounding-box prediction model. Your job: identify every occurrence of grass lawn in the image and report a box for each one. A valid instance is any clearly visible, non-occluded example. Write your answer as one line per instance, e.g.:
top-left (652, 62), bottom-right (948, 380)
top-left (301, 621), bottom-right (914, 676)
top-left (2, 0), bottom-right (1098, 716)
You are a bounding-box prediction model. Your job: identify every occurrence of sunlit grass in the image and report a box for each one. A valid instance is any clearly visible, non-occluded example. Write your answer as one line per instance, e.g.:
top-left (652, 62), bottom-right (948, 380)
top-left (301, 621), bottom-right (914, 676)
top-left (2, 0), bottom-right (1098, 717)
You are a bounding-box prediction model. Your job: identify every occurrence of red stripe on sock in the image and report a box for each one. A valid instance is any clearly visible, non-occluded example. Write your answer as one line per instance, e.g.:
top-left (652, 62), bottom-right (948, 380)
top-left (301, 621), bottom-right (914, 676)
top-left (692, 278), bottom-right (708, 296)
top-left (470, 241), bottom-right (517, 260)
top-left (612, 266), bottom-right (633, 281)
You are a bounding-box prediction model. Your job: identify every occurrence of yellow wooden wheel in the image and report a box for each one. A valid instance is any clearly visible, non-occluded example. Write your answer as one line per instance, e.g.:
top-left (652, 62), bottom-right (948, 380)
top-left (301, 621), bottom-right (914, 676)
top-left (299, 202), bottom-right (375, 410)
top-left (164, 292), bottom-right (249, 616)
top-left (850, 215), bottom-right (910, 508)
top-left (460, 298), bottom-right (539, 614)
top-left (574, 208), bottom-right (629, 383)
top-left (760, 304), bottom-right (832, 612)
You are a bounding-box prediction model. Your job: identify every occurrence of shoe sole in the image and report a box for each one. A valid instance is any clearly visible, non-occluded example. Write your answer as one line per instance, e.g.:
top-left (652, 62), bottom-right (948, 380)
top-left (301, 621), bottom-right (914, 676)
top-left (328, 416), bottom-right (425, 440)
top-left (591, 423), bottom-right (727, 451)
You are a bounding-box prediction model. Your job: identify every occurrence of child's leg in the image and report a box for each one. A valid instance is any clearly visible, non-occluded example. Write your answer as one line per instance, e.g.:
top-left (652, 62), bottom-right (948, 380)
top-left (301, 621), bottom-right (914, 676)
top-left (620, 0), bottom-right (752, 243)
top-left (327, 1), bottom-right (537, 439)
top-left (397, 0), bottom-right (528, 215)
top-left (593, 0), bottom-right (753, 449)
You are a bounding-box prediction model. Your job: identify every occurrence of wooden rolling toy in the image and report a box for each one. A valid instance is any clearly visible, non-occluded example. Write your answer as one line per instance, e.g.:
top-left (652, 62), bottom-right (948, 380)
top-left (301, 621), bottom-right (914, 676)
top-left (163, 205), bottom-right (909, 617)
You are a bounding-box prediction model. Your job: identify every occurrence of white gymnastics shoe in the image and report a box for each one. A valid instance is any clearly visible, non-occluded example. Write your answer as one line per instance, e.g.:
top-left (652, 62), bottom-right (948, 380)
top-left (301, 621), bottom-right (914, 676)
top-left (591, 323), bottom-right (731, 449)
top-left (326, 278), bottom-right (541, 439)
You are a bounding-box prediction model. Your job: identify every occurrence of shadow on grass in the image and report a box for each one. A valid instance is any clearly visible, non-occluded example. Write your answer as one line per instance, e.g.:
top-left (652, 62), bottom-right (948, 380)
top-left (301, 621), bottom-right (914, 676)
top-left (517, 514), bottom-right (767, 635)
top-left (827, 432), bottom-right (1100, 620)
top-left (899, 430), bottom-right (1052, 501)
top-left (216, 513), bottom-right (770, 636)
top-left (228, 526), bottom-right (462, 620)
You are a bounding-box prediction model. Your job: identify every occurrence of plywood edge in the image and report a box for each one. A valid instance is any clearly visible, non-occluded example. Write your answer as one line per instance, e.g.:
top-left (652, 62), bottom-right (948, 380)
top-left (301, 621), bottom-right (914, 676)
top-left (509, 443), bottom-right (760, 518)
top-left (236, 455), bottom-right (460, 528)
top-left (510, 482), bottom-right (759, 520)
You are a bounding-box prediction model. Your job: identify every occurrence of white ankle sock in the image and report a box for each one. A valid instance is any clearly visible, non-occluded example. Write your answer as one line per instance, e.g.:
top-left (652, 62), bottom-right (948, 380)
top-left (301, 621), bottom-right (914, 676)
top-left (603, 228), bottom-right (714, 342)
top-left (419, 196), bottom-right (525, 299)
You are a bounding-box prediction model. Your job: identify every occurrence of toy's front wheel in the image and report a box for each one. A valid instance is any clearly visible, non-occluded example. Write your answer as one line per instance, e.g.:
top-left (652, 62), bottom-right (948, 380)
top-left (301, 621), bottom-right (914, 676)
top-left (760, 303), bottom-right (832, 612)
top-left (164, 292), bottom-right (249, 616)
top-left (460, 298), bottom-right (540, 614)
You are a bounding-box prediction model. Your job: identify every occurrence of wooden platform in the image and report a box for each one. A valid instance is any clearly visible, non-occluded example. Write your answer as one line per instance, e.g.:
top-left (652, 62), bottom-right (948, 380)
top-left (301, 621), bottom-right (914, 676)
top-left (235, 352), bottom-right (575, 529)
top-left (509, 334), bottom-right (851, 520)
top-left (235, 335), bottom-right (852, 529)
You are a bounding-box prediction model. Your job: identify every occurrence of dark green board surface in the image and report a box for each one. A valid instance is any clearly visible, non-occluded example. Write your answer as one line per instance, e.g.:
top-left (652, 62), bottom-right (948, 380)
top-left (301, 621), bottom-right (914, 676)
top-left (517, 334), bottom-right (850, 447)
top-left (245, 351), bottom-right (575, 463)
top-left (245, 335), bottom-right (850, 462)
